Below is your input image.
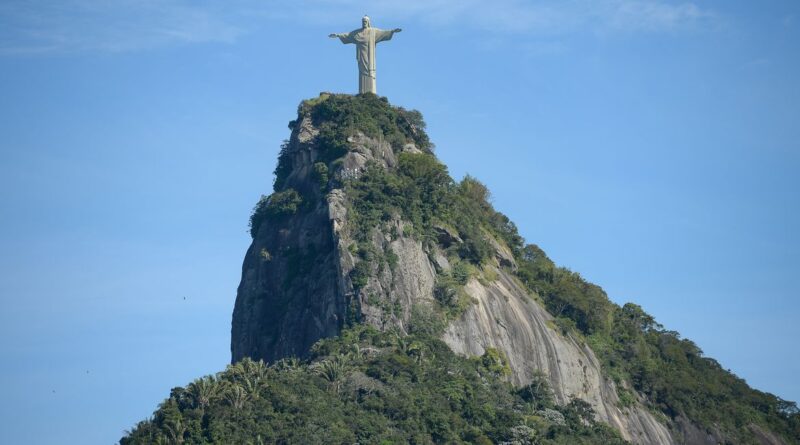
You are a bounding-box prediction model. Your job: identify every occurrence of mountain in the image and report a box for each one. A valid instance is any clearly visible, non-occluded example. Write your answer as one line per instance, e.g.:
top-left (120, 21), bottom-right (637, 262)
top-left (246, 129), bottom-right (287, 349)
top-left (121, 94), bottom-right (799, 445)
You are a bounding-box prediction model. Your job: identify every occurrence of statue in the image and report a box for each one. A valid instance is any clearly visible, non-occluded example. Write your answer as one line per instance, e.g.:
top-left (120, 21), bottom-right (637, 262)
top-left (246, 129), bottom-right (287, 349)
top-left (329, 16), bottom-right (402, 95)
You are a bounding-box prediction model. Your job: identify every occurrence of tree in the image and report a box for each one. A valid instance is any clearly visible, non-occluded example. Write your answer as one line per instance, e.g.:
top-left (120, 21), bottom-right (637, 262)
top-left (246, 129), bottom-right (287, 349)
top-left (224, 384), bottom-right (248, 410)
top-left (186, 376), bottom-right (218, 411)
top-left (313, 355), bottom-right (349, 393)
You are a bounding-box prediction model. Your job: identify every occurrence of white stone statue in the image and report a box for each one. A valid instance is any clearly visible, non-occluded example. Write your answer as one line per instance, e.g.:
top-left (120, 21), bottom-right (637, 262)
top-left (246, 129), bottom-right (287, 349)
top-left (329, 16), bottom-right (402, 95)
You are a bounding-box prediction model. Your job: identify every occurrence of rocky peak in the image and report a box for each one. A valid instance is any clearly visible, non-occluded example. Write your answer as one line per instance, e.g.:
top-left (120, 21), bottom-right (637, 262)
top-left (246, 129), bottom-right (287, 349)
top-left (230, 94), bottom-right (794, 445)
top-left (120, 94), bottom-right (798, 445)
top-left (232, 93), bottom-right (433, 363)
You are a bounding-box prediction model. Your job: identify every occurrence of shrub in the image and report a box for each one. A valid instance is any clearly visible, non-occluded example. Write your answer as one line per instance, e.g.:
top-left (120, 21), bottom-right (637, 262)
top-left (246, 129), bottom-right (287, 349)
top-left (518, 371), bottom-right (555, 410)
top-left (248, 195), bottom-right (270, 238)
top-left (385, 248), bottom-right (399, 270)
top-left (305, 94), bottom-right (432, 154)
top-left (433, 268), bottom-right (475, 319)
top-left (248, 189), bottom-right (303, 238)
top-left (408, 305), bottom-right (446, 336)
top-left (273, 139), bottom-right (292, 191)
top-left (350, 260), bottom-right (371, 290)
top-left (478, 347), bottom-right (511, 377)
top-left (313, 162), bottom-right (329, 191)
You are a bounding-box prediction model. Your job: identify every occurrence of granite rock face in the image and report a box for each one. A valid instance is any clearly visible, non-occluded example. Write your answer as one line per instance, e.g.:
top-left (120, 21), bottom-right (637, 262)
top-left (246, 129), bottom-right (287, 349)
top-left (442, 269), bottom-right (674, 444)
top-left (231, 115), bottom-right (340, 363)
top-left (231, 111), bottom-right (435, 363)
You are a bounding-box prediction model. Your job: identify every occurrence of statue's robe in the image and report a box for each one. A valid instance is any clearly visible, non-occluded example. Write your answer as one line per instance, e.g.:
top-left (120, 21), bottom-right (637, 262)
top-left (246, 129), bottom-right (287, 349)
top-left (336, 27), bottom-right (397, 94)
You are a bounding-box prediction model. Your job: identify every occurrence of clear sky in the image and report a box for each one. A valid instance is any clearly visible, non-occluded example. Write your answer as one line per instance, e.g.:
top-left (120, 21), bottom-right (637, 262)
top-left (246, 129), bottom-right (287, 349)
top-left (1, 1), bottom-right (798, 443)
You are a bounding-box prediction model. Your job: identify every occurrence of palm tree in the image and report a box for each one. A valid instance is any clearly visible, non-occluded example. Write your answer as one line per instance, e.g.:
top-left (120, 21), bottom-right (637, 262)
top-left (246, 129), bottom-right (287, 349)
top-left (186, 376), bottom-right (218, 410)
top-left (272, 357), bottom-right (300, 372)
top-left (162, 417), bottom-right (186, 444)
top-left (224, 384), bottom-right (248, 410)
top-left (239, 357), bottom-right (268, 377)
top-left (227, 357), bottom-right (268, 381)
top-left (348, 343), bottom-right (367, 361)
top-left (227, 358), bottom-right (269, 399)
top-left (313, 355), bottom-right (348, 393)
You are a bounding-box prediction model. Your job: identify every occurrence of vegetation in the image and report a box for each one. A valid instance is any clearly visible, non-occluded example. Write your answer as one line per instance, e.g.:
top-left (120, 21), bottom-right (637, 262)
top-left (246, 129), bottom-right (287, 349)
top-left (320, 95), bottom-right (800, 442)
top-left (312, 162), bottom-right (329, 191)
top-left (121, 327), bottom-right (628, 445)
top-left (273, 93), bottom-right (432, 191)
top-left (433, 261), bottom-right (475, 319)
top-left (342, 157), bottom-right (514, 267)
top-left (303, 93), bottom-right (432, 159)
top-left (201, 93), bottom-right (798, 443)
top-left (248, 189), bottom-right (303, 238)
top-left (514, 245), bottom-right (800, 443)
top-left (344, 154), bottom-right (449, 243)
top-left (341, 153), bottom-right (504, 322)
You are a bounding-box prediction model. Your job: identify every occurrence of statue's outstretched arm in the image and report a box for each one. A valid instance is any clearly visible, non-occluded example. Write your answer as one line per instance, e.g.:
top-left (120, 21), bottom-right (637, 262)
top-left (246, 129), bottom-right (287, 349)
top-left (329, 33), bottom-right (354, 44)
top-left (375, 28), bottom-right (401, 43)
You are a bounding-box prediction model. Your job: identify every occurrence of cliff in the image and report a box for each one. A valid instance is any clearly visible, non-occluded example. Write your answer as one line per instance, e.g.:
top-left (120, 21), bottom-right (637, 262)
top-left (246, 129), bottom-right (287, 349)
top-left (122, 94), bottom-right (799, 445)
top-left (231, 93), bottom-right (677, 443)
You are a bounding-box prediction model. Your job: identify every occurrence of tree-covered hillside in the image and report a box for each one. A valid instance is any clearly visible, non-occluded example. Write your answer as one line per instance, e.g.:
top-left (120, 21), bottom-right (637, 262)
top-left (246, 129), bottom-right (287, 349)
top-left (122, 318), bottom-right (799, 444)
top-left (515, 246), bottom-right (800, 443)
top-left (122, 327), bottom-right (629, 444)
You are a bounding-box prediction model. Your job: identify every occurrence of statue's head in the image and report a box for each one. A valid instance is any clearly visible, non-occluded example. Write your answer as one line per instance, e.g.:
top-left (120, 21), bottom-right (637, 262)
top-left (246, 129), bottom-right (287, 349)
top-left (362, 15), bottom-right (371, 28)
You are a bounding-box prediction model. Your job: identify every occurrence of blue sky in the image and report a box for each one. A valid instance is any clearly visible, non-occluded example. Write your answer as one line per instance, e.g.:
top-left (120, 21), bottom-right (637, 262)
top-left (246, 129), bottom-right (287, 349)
top-left (0, 1), bottom-right (798, 443)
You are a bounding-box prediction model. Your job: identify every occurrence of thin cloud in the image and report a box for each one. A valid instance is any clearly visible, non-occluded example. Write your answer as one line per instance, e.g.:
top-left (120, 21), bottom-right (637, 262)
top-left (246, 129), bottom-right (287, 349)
top-left (0, 0), bottom-right (715, 56)
top-left (605, 0), bottom-right (712, 31)
top-left (278, 0), bottom-right (715, 34)
top-left (0, 0), bottom-right (244, 55)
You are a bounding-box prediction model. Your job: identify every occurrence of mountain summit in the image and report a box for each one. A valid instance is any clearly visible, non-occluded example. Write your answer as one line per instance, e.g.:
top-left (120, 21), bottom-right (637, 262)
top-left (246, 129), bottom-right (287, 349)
top-left (122, 94), bottom-right (799, 444)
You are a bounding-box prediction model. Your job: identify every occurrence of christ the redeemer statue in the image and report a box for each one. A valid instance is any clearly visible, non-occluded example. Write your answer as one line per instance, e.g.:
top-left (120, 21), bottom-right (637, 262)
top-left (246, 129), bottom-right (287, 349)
top-left (329, 16), bottom-right (402, 95)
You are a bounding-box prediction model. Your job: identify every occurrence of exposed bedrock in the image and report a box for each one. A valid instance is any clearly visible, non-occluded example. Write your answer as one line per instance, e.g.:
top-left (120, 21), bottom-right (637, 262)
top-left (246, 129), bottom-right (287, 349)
top-left (231, 105), bottom-right (772, 444)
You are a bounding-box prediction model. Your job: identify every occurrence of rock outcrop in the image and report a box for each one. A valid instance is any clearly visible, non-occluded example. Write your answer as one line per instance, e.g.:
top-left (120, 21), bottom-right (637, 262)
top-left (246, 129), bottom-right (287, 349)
top-left (231, 95), bottom-right (684, 444)
top-left (442, 271), bottom-right (673, 444)
top-left (231, 95), bottom-right (800, 445)
top-left (231, 105), bottom-right (435, 363)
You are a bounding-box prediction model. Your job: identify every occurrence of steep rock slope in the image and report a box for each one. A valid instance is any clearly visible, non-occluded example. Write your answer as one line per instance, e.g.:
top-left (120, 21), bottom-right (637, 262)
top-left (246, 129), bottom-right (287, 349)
top-left (231, 101), bottom-right (436, 363)
top-left (443, 271), bottom-right (674, 444)
top-left (231, 115), bottom-right (345, 363)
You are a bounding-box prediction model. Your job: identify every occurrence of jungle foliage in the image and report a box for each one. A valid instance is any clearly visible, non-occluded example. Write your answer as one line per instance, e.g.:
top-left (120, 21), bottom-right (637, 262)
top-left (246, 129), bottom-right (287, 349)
top-left (319, 95), bottom-right (800, 443)
top-left (121, 327), bottom-right (628, 445)
top-left (248, 189), bottom-right (303, 238)
top-left (343, 155), bottom-right (519, 268)
top-left (514, 244), bottom-right (800, 443)
top-left (272, 93), bottom-right (432, 191)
